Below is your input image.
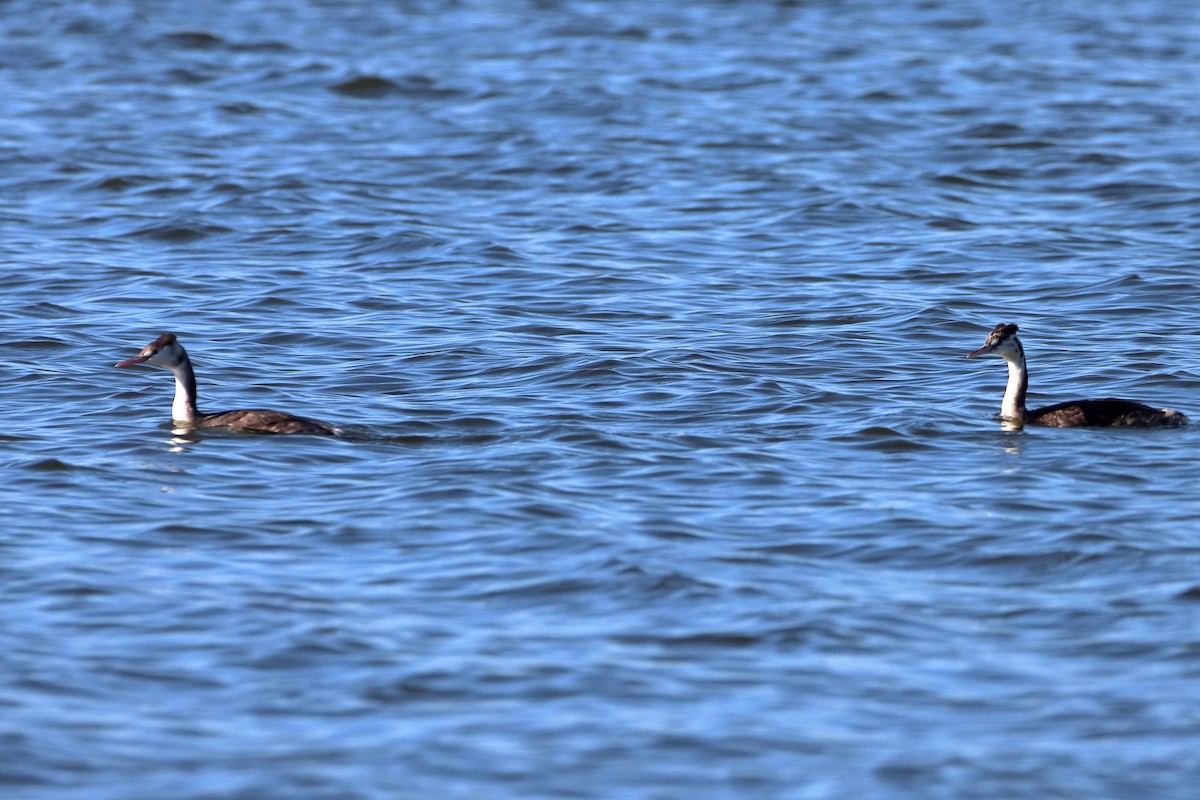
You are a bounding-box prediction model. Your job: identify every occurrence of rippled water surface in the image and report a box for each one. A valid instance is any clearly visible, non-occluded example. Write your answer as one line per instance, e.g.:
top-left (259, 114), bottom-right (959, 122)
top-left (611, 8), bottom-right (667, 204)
top-left (5, 1), bottom-right (1200, 797)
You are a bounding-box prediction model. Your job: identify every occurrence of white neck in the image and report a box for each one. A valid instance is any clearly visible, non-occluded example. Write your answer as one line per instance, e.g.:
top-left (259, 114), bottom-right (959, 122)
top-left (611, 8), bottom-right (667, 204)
top-left (170, 361), bottom-right (200, 423)
top-left (1001, 353), bottom-right (1028, 421)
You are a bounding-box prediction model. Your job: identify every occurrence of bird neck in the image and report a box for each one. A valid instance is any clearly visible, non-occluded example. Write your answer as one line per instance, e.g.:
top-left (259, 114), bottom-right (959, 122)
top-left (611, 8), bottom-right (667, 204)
top-left (1001, 343), bottom-right (1028, 421)
top-left (170, 351), bottom-right (201, 423)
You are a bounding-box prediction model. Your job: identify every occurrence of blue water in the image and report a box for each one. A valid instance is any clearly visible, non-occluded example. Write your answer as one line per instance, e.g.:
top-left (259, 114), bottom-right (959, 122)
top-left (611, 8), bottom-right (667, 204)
top-left (4, 1), bottom-right (1200, 797)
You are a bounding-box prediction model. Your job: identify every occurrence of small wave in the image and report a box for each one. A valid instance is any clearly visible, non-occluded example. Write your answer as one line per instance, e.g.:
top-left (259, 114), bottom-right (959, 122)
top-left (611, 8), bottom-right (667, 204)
top-left (330, 74), bottom-right (460, 99)
top-left (345, 231), bottom-right (447, 258)
top-left (87, 175), bottom-right (156, 192)
top-left (158, 31), bottom-right (225, 49)
top-left (960, 121), bottom-right (1025, 139)
top-left (124, 222), bottom-right (233, 242)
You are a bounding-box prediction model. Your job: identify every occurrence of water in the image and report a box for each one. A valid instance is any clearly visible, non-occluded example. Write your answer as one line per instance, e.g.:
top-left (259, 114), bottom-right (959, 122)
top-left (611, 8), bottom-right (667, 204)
top-left (3, 1), bottom-right (1200, 797)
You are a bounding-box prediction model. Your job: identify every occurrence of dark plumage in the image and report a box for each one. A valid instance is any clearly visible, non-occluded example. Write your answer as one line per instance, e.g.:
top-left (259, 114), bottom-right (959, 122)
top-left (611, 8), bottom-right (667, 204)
top-left (1027, 398), bottom-right (1187, 428)
top-left (116, 333), bottom-right (340, 436)
top-left (197, 409), bottom-right (339, 436)
top-left (968, 322), bottom-right (1187, 428)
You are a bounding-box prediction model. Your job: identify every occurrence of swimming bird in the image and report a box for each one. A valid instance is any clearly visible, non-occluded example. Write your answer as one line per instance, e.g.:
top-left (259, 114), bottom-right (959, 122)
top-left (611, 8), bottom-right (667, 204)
top-left (115, 333), bottom-right (340, 435)
top-left (967, 323), bottom-right (1188, 427)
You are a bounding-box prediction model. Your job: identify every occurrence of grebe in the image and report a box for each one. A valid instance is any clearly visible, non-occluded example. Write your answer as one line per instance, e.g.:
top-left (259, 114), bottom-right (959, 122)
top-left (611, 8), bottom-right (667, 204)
top-left (116, 333), bottom-right (340, 436)
top-left (968, 323), bottom-right (1188, 428)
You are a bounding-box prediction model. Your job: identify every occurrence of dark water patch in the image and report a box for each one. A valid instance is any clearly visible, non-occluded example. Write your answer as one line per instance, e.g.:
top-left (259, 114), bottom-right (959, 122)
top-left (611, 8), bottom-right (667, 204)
top-left (3, 335), bottom-right (70, 348)
top-left (217, 101), bottom-right (265, 115)
top-left (965, 547), bottom-right (1141, 578)
top-left (22, 458), bottom-right (97, 473)
top-left (635, 630), bottom-right (763, 650)
top-left (931, 172), bottom-right (1009, 189)
top-left (344, 231), bottom-right (447, 258)
top-left (959, 121), bottom-right (1026, 139)
top-left (166, 67), bottom-right (215, 85)
top-left (476, 575), bottom-right (602, 601)
top-left (159, 31), bottom-right (225, 50)
top-left (15, 303), bottom-right (79, 319)
top-left (828, 425), bottom-right (943, 453)
top-left (1087, 181), bottom-right (1179, 201)
top-left (859, 89), bottom-right (903, 102)
top-left (330, 75), bottom-right (400, 98)
top-left (87, 175), bottom-right (157, 192)
top-left (926, 216), bottom-right (978, 231)
top-left (124, 222), bottom-right (233, 243)
top-left (330, 74), bottom-right (459, 100)
top-left (1074, 151), bottom-right (1133, 166)
top-left (147, 523), bottom-right (252, 539)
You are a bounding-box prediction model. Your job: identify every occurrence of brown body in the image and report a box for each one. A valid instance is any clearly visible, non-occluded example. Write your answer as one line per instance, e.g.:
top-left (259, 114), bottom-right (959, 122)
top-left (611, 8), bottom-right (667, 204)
top-left (1027, 398), bottom-right (1187, 428)
top-left (197, 409), bottom-right (338, 436)
top-left (116, 333), bottom-right (340, 436)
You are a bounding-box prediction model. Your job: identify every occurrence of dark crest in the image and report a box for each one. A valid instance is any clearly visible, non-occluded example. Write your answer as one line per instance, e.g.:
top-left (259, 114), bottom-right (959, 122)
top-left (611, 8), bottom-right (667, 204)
top-left (990, 323), bottom-right (1018, 342)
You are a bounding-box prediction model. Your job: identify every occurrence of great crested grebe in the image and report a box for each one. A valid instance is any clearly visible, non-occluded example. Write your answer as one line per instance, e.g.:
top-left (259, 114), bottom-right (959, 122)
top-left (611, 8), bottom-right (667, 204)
top-left (968, 323), bottom-right (1188, 428)
top-left (116, 333), bottom-right (340, 436)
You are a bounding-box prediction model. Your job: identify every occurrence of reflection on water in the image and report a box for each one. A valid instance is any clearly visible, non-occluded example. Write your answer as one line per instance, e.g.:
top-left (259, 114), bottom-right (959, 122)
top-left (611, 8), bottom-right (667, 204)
top-left (168, 426), bottom-right (200, 450)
